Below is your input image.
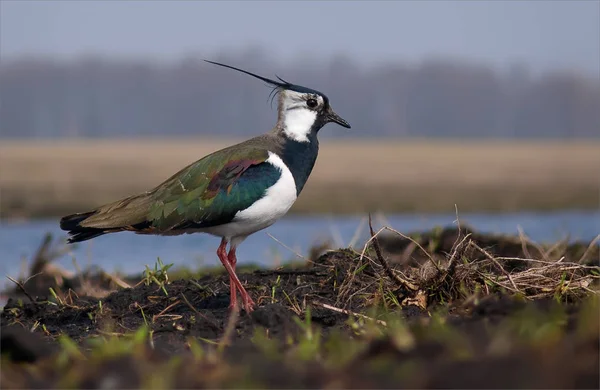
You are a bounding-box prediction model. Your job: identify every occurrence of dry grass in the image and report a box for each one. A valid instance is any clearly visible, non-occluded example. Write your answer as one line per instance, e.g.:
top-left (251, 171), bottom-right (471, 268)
top-left (330, 218), bottom-right (600, 312)
top-left (1, 138), bottom-right (599, 218)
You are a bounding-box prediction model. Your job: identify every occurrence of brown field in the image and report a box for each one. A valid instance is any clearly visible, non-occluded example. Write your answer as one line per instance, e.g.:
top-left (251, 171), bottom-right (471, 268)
top-left (1, 138), bottom-right (599, 219)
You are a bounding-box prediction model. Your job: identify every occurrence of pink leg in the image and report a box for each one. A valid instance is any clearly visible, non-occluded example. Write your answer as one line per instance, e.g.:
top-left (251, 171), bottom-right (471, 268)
top-left (216, 238), bottom-right (255, 313)
top-left (227, 246), bottom-right (237, 310)
top-left (227, 246), bottom-right (255, 312)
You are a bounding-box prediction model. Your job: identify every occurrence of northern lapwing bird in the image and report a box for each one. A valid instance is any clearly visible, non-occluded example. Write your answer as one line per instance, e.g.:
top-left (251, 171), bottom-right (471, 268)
top-left (59, 60), bottom-right (351, 313)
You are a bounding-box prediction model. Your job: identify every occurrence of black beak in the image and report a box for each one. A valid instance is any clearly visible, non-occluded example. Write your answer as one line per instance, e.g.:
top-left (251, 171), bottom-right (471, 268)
top-left (326, 107), bottom-right (351, 129)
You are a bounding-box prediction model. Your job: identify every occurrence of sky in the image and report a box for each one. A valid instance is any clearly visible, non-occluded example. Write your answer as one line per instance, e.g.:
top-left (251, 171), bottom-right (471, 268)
top-left (1, 1), bottom-right (599, 77)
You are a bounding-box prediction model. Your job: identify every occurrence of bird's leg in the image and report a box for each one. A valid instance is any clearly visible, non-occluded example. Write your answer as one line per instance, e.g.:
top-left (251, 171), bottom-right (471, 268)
top-left (216, 238), bottom-right (254, 312)
top-left (227, 245), bottom-right (237, 310)
top-left (227, 245), bottom-right (255, 313)
top-left (217, 238), bottom-right (237, 310)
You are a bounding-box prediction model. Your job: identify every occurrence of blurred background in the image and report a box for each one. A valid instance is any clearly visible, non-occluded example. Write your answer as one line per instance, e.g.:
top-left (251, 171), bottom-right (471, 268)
top-left (1, 1), bottom-right (599, 276)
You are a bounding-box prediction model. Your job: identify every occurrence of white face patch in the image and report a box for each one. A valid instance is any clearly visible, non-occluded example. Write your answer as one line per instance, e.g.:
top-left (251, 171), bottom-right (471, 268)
top-left (283, 108), bottom-right (317, 143)
top-left (280, 90), bottom-right (323, 143)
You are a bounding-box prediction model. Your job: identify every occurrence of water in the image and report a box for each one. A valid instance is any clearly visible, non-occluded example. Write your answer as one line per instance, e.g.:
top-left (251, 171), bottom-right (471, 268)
top-left (1, 210), bottom-right (598, 285)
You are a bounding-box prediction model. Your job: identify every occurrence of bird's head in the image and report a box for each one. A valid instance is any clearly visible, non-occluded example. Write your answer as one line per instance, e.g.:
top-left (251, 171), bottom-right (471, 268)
top-left (205, 60), bottom-right (350, 143)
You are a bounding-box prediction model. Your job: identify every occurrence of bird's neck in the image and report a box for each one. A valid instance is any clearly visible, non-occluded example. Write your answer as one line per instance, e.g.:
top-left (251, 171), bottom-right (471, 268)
top-left (277, 130), bottom-right (320, 196)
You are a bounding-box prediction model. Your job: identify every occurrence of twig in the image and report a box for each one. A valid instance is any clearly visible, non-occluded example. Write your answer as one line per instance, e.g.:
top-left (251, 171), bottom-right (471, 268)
top-left (6, 273), bottom-right (42, 304)
top-left (518, 226), bottom-right (552, 263)
top-left (447, 204), bottom-right (467, 269)
top-left (102, 271), bottom-right (131, 289)
top-left (543, 236), bottom-right (570, 261)
top-left (152, 300), bottom-right (181, 323)
top-left (445, 233), bottom-right (472, 276)
top-left (368, 214), bottom-right (419, 291)
top-left (453, 204), bottom-right (461, 232)
top-left (65, 288), bottom-right (79, 306)
top-left (470, 241), bottom-right (520, 293)
top-left (494, 256), bottom-right (578, 266)
top-left (380, 225), bottom-right (441, 272)
top-left (374, 211), bottom-right (393, 229)
top-left (312, 300), bottom-right (387, 326)
top-left (180, 293), bottom-right (215, 324)
top-left (266, 233), bottom-right (307, 261)
top-left (477, 272), bottom-right (520, 296)
top-left (578, 234), bottom-right (600, 264)
top-left (517, 226), bottom-right (535, 260)
top-left (327, 215), bottom-right (345, 248)
top-left (399, 242), bottom-right (417, 265)
top-left (348, 216), bottom-right (367, 249)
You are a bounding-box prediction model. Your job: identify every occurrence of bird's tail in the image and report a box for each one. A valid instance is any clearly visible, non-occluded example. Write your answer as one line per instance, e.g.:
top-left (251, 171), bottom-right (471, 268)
top-left (60, 211), bottom-right (106, 243)
top-left (60, 193), bottom-right (154, 243)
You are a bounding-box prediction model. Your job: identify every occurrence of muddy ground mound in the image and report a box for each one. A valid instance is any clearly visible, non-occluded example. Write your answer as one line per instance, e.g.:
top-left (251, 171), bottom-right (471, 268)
top-left (1, 226), bottom-right (599, 388)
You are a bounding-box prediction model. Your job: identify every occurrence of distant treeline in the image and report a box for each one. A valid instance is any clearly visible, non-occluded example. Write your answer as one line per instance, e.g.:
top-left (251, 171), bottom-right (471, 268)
top-left (1, 55), bottom-right (599, 139)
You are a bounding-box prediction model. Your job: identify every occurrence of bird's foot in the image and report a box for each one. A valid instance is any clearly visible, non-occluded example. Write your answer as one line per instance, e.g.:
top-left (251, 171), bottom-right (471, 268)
top-left (227, 291), bottom-right (254, 313)
top-left (243, 296), bottom-right (255, 313)
top-left (242, 302), bottom-right (255, 313)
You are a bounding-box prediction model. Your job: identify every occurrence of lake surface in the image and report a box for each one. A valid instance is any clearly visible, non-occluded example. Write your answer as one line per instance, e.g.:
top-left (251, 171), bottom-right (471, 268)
top-left (1, 210), bottom-right (598, 285)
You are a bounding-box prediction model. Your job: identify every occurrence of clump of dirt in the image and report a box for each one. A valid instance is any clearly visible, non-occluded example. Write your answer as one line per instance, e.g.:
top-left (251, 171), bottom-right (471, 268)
top-left (1, 225), bottom-right (599, 389)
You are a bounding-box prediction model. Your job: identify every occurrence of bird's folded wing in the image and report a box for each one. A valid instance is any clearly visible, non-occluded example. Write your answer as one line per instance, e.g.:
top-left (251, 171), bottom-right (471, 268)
top-left (147, 147), bottom-right (280, 231)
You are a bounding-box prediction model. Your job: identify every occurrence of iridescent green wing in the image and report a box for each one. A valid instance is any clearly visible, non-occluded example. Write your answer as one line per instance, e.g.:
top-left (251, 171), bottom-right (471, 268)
top-left (146, 147), bottom-right (280, 231)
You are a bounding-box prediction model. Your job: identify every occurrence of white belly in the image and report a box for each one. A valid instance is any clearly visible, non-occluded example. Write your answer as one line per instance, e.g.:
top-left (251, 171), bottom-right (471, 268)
top-left (199, 152), bottom-right (297, 240)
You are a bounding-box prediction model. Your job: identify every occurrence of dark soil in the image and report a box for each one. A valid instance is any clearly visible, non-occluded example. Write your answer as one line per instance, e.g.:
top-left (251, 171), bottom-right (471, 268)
top-left (1, 226), bottom-right (599, 389)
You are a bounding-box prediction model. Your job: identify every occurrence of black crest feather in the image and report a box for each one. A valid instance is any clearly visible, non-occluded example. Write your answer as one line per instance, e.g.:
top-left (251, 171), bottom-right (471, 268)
top-left (204, 60), bottom-right (329, 107)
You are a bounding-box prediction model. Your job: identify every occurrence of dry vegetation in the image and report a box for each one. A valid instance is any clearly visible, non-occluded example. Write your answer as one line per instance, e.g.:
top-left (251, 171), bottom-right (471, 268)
top-left (2, 138), bottom-right (599, 218)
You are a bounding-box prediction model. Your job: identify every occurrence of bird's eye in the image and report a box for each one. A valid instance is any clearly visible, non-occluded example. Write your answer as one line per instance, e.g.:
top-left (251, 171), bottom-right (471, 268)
top-left (306, 98), bottom-right (318, 108)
